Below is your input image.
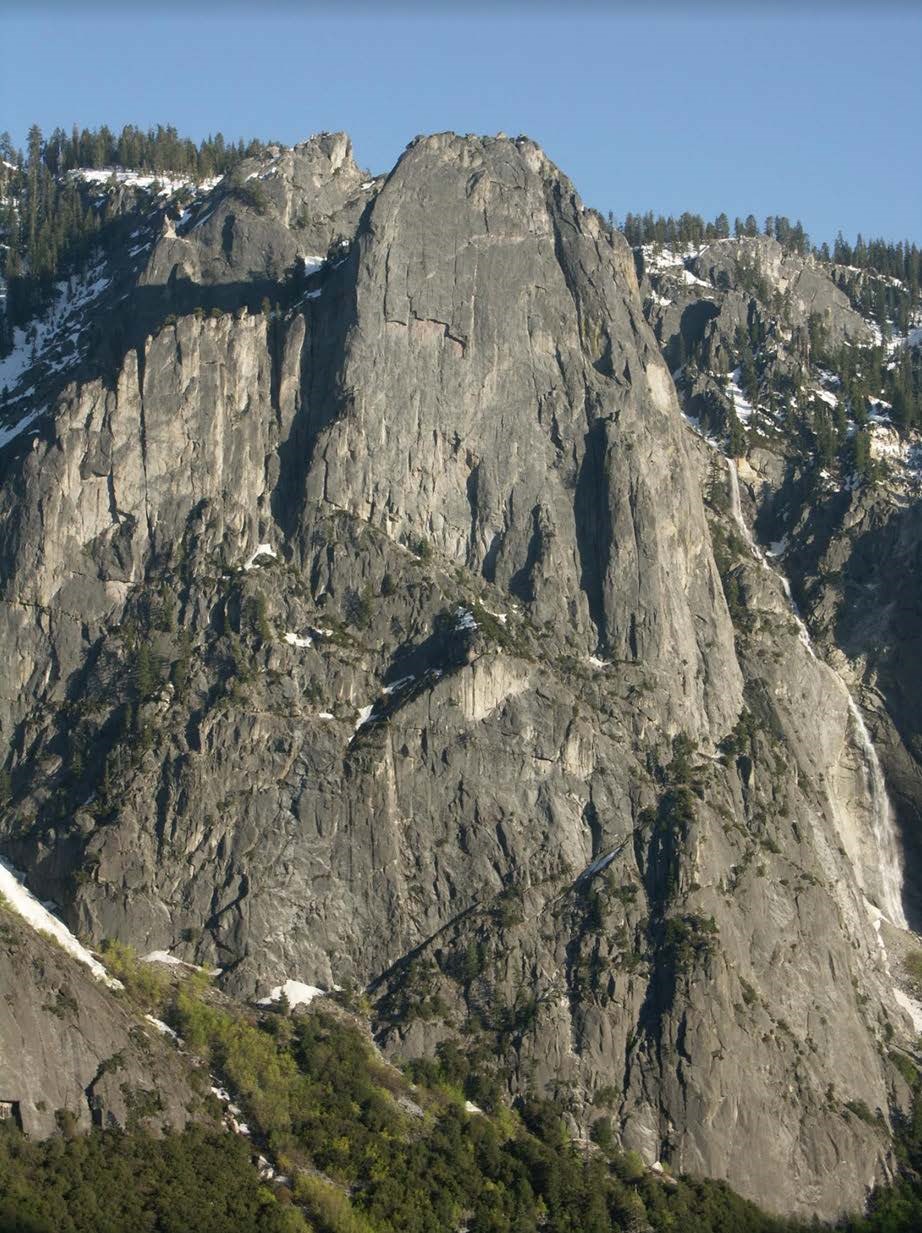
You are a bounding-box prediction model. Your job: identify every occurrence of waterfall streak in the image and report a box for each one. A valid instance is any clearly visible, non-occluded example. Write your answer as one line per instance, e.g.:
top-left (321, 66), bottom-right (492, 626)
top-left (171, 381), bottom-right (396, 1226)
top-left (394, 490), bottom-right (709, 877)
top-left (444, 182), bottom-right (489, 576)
top-left (725, 456), bottom-right (907, 927)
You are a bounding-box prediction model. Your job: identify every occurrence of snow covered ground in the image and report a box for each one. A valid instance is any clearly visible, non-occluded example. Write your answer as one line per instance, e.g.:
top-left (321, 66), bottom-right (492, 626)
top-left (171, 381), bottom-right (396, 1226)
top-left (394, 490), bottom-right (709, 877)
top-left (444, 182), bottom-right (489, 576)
top-left (0, 262), bottom-right (112, 405)
top-left (727, 369), bottom-right (754, 422)
top-left (640, 242), bottom-right (702, 274)
top-left (74, 168), bottom-right (222, 196)
top-left (0, 410), bottom-right (40, 450)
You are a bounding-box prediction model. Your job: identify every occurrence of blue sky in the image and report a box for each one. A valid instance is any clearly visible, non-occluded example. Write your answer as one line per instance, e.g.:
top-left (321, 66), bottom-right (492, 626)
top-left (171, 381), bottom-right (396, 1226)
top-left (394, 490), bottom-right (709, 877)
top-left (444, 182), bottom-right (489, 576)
top-left (3, 2), bottom-right (920, 247)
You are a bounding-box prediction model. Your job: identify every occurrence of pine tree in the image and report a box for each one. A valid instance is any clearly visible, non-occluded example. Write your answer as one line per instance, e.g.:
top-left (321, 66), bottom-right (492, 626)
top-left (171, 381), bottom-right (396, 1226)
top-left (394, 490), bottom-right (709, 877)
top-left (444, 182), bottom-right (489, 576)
top-left (851, 428), bottom-right (873, 481)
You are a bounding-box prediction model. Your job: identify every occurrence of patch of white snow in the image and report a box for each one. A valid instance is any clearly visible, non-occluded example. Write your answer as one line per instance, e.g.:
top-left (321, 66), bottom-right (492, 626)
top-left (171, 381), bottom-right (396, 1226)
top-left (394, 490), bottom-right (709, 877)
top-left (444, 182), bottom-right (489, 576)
top-left (894, 987), bottom-right (922, 1034)
top-left (381, 675), bottom-right (414, 697)
top-left (257, 979), bottom-right (327, 1009)
top-left (0, 858), bottom-right (121, 988)
top-left (145, 1015), bottom-right (181, 1042)
top-left (284, 632), bottom-right (313, 649)
top-left (243, 543), bottom-right (277, 571)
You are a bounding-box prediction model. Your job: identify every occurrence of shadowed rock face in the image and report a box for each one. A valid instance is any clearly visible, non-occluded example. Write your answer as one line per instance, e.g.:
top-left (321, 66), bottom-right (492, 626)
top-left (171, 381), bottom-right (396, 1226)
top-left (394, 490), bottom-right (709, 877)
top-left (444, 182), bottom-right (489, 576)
top-left (0, 132), bottom-right (915, 1219)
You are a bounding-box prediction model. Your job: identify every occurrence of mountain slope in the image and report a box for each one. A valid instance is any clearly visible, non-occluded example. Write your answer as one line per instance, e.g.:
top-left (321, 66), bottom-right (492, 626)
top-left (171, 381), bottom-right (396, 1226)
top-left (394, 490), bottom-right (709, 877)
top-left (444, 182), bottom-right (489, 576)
top-left (0, 131), bottom-right (920, 1220)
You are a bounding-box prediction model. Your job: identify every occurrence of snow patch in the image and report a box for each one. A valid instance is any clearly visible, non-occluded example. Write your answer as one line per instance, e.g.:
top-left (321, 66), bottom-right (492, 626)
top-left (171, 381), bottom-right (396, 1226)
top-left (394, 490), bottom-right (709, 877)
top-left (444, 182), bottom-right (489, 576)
top-left (578, 843), bottom-right (626, 881)
top-left (0, 410), bottom-right (40, 450)
top-left (74, 168), bottom-right (220, 196)
top-left (455, 607), bottom-right (478, 632)
top-left (145, 1015), bottom-right (181, 1042)
top-left (284, 632), bottom-right (312, 649)
top-left (257, 979), bottom-right (327, 1009)
top-left (0, 858), bottom-right (121, 989)
top-left (141, 949), bottom-right (221, 976)
top-left (894, 987), bottom-right (922, 1034)
top-left (727, 370), bottom-right (754, 423)
top-left (678, 267), bottom-right (710, 289)
top-left (381, 675), bottom-right (414, 697)
top-left (243, 543), bottom-right (277, 570)
top-left (142, 949), bottom-right (185, 966)
top-left (0, 264), bottom-right (112, 395)
top-left (189, 206), bottom-right (217, 232)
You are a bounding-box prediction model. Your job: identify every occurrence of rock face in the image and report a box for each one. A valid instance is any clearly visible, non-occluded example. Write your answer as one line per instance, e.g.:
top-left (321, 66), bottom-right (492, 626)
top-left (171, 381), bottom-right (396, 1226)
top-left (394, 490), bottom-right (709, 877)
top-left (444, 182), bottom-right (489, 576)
top-left (0, 132), bottom-right (918, 1219)
top-left (0, 905), bottom-right (198, 1136)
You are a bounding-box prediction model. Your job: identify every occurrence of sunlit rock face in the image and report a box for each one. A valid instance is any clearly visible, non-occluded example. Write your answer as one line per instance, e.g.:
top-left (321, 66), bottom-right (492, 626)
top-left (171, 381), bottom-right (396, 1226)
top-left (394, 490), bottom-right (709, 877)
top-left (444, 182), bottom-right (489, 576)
top-left (0, 131), bottom-right (917, 1220)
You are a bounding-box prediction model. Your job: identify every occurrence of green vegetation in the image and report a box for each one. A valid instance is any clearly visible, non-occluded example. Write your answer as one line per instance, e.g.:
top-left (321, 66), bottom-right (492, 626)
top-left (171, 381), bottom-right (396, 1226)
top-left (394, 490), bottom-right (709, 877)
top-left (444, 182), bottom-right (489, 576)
top-left (0, 1124), bottom-right (306, 1232)
top-left (3, 958), bottom-right (922, 1232)
top-left (98, 939), bottom-right (172, 1012)
top-left (0, 123), bottom-right (270, 336)
top-left (229, 175), bottom-right (270, 215)
top-left (125, 985), bottom-right (809, 1233)
top-left (904, 950), bottom-right (922, 985)
top-left (619, 209), bottom-right (921, 304)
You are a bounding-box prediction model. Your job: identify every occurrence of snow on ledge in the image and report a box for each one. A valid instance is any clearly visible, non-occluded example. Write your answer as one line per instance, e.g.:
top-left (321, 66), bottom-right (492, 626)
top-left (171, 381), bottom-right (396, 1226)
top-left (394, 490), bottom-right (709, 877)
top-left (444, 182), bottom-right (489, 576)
top-left (455, 607), bottom-right (478, 632)
top-left (142, 949), bottom-right (186, 966)
top-left (243, 543), bottom-right (277, 570)
top-left (894, 987), bottom-right (922, 1034)
top-left (0, 411), bottom-right (40, 451)
top-left (257, 978), bottom-right (327, 1009)
top-left (578, 837), bottom-right (630, 882)
top-left (145, 1014), bottom-right (181, 1042)
top-left (284, 631), bottom-right (313, 648)
top-left (382, 675), bottom-right (415, 697)
top-left (141, 950), bottom-right (221, 976)
top-left (0, 858), bottom-right (121, 989)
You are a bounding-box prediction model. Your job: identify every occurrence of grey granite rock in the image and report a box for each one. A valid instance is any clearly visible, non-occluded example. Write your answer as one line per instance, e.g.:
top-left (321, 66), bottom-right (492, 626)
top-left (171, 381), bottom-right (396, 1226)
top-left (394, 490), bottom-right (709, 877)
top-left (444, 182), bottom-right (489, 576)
top-left (0, 132), bottom-right (914, 1219)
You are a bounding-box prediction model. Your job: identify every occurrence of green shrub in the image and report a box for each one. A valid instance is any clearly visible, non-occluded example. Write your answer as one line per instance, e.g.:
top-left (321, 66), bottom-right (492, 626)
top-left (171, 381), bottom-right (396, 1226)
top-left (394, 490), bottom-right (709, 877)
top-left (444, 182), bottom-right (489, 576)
top-left (904, 951), bottom-right (922, 984)
top-left (294, 1173), bottom-right (374, 1233)
top-left (98, 939), bottom-right (171, 1012)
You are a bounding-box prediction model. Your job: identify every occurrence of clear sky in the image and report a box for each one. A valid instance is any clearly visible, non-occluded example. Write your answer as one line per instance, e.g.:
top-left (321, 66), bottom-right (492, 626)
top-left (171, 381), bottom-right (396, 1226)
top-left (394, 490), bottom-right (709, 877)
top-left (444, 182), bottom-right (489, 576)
top-left (3, 0), bottom-right (920, 248)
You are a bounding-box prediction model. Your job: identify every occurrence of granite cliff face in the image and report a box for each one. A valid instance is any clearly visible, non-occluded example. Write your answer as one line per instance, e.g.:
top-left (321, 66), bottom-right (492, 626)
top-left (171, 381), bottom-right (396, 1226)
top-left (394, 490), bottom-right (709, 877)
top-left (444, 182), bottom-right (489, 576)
top-left (0, 132), bottom-right (919, 1219)
top-left (0, 902), bottom-right (200, 1137)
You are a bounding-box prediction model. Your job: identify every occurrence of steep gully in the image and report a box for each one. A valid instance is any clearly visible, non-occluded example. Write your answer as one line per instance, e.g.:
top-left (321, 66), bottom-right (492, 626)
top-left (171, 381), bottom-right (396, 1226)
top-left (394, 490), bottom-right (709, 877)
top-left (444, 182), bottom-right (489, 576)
top-left (710, 440), bottom-right (922, 1036)
top-left (724, 459), bottom-right (908, 929)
